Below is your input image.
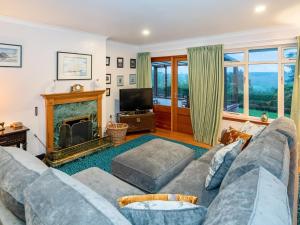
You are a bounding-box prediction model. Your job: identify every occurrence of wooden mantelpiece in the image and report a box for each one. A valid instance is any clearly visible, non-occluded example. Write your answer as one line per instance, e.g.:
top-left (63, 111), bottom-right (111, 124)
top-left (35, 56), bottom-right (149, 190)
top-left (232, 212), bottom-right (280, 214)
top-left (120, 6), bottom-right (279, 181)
top-left (41, 90), bottom-right (105, 154)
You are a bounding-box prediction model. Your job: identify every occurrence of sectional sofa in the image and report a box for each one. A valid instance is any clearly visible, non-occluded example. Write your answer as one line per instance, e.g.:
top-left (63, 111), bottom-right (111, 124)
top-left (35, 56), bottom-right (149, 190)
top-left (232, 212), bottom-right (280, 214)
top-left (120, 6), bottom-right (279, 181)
top-left (0, 117), bottom-right (297, 225)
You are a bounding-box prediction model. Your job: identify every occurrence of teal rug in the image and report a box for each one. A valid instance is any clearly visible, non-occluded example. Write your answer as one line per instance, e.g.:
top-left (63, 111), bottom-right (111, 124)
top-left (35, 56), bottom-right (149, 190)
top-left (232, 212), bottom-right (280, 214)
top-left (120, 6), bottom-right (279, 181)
top-left (57, 134), bottom-right (208, 175)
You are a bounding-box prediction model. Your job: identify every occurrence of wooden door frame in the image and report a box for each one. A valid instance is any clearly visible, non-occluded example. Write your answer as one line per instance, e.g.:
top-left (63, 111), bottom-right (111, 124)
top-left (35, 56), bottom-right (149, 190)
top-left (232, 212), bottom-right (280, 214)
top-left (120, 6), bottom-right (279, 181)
top-left (151, 55), bottom-right (188, 132)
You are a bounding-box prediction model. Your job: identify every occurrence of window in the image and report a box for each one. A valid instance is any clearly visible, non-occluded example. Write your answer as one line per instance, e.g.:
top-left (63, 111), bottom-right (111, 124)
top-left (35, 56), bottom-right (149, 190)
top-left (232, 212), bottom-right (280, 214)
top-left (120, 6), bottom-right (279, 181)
top-left (177, 60), bottom-right (189, 108)
top-left (152, 61), bottom-right (171, 106)
top-left (224, 46), bottom-right (297, 119)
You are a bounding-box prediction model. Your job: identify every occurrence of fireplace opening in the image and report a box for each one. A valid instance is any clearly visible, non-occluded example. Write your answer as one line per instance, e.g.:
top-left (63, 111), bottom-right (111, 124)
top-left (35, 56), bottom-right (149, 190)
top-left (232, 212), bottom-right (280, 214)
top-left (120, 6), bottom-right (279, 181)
top-left (58, 115), bottom-right (93, 148)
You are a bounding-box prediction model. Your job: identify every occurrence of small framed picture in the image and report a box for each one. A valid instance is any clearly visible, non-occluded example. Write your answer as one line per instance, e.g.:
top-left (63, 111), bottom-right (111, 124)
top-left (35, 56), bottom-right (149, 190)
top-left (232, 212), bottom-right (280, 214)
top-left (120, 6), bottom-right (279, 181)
top-left (130, 59), bottom-right (136, 69)
top-left (106, 74), bottom-right (111, 84)
top-left (106, 57), bottom-right (110, 66)
top-left (0, 43), bottom-right (22, 68)
top-left (129, 74), bottom-right (136, 85)
top-left (117, 57), bottom-right (124, 68)
top-left (117, 75), bottom-right (124, 86)
top-left (57, 52), bottom-right (92, 80)
top-left (106, 88), bottom-right (110, 96)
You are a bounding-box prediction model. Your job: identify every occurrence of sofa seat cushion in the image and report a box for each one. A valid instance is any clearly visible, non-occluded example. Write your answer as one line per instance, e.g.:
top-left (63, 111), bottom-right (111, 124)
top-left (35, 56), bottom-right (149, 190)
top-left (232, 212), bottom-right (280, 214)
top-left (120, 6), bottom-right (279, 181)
top-left (112, 139), bottom-right (195, 193)
top-left (0, 147), bottom-right (48, 221)
top-left (203, 167), bottom-right (292, 225)
top-left (160, 160), bottom-right (219, 208)
top-left (220, 131), bottom-right (290, 190)
top-left (72, 167), bottom-right (145, 207)
top-left (24, 168), bottom-right (131, 225)
top-left (0, 199), bottom-right (25, 225)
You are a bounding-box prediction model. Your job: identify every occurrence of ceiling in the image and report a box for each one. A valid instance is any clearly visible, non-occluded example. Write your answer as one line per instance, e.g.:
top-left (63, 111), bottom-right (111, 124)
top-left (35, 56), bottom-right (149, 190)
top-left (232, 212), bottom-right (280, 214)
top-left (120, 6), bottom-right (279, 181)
top-left (0, 0), bottom-right (300, 45)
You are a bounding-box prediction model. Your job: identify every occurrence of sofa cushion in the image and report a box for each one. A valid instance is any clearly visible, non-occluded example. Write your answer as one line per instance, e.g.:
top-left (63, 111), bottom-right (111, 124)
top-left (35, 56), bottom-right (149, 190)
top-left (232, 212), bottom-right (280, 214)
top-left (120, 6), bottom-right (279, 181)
top-left (72, 167), bottom-right (145, 207)
top-left (0, 147), bottom-right (48, 221)
top-left (203, 167), bottom-right (291, 225)
top-left (205, 140), bottom-right (243, 190)
top-left (197, 144), bottom-right (224, 164)
top-left (160, 160), bottom-right (218, 207)
top-left (0, 199), bottom-right (25, 225)
top-left (112, 139), bottom-right (194, 193)
top-left (220, 131), bottom-right (290, 190)
top-left (220, 127), bottom-right (252, 147)
top-left (24, 168), bottom-right (131, 225)
top-left (120, 200), bottom-right (207, 225)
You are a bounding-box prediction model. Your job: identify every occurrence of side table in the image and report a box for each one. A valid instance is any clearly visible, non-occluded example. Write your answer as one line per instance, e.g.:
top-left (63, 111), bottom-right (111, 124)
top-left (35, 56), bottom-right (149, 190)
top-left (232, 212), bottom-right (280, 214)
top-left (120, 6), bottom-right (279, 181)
top-left (0, 126), bottom-right (30, 150)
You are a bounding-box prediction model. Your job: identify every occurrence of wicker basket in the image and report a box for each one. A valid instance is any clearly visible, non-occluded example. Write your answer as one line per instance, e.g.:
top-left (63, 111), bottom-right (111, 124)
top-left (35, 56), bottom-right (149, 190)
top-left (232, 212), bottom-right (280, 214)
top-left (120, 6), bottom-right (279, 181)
top-left (106, 122), bottom-right (128, 145)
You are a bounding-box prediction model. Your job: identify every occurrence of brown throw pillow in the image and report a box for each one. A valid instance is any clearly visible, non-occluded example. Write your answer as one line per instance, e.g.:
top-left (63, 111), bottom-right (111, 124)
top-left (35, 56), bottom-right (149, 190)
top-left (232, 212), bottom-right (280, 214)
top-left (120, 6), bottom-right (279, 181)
top-left (220, 127), bottom-right (252, 149)
top-left (118, 194), bottom-right (198, 207)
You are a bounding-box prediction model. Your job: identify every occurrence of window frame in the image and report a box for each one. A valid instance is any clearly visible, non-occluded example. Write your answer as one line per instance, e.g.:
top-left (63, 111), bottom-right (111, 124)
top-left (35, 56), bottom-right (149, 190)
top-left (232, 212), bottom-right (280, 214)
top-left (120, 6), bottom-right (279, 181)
top-left (224, 44), bottom-right (297, 119)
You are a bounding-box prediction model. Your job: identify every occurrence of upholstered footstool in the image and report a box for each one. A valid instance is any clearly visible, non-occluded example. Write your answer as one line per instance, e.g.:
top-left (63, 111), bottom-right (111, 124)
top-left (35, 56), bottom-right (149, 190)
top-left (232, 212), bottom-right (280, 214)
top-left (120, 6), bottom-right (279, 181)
top-left (111, 139), bottom-right (195, 193)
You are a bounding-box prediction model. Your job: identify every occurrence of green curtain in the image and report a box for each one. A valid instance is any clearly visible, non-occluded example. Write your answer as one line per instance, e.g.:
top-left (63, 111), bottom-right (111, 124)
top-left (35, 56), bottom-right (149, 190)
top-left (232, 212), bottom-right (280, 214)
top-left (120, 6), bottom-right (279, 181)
top-left (187, 45), bottom-right (224, 145)
top-left (137, 52), bottom-right (152, 88)
top-left (291, 36), bottom-right (300, 162)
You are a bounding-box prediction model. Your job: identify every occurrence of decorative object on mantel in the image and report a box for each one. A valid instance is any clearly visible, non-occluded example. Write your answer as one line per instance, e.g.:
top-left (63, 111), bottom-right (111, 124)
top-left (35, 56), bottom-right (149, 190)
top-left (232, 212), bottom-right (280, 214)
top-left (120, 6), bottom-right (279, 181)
top-left (260, 112), bottom-right (268, 122)
top-left (70, 84), bottom-right (84, 93)
top-left (0, 43), bottom-right (22, 68)
top-left (0, 122), bottom-right (5, 131)
top-left (57, 52), bottom-right (92, 80)
top-left (106, 115), bottom-right (128, 146)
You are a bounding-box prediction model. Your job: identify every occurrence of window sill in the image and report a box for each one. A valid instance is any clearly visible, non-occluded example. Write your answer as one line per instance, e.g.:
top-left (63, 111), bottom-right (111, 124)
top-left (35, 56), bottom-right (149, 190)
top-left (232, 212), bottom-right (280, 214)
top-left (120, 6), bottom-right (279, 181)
top-left (222, 112), bottom-right (272, 125)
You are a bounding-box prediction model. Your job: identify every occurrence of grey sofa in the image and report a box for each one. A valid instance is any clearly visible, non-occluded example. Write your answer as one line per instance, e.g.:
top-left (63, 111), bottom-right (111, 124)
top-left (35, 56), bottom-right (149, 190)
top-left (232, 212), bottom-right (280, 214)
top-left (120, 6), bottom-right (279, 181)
top-left (0, 117), bottom-right (297, 225)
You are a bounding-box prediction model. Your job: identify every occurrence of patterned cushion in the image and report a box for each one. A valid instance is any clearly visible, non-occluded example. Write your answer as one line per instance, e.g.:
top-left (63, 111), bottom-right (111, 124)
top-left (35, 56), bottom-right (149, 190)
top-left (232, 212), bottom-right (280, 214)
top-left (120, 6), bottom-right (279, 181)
top-left (220, 127), bottom-right (252, 148)
top-left (239, 121), bottom-right (266, 141)
top-left (0, 147), bottom-right (48, 221)
top-left (24, 168), bottom-right (131, 225)
top-left (120, 200), bottom-right (207, 225)
top-left (205, 140), bottom-right (243, 190)
top-left (203, 167), bottom-right (292, 225)
top-left (118, 194), bottom-right (198, 207)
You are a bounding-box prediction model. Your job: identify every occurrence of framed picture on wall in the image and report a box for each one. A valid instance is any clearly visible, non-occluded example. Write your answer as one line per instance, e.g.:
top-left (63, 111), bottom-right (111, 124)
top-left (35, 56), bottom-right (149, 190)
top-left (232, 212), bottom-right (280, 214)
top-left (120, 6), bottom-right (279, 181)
top-left (130, 59), bottom-right (136, 69)
top-left (106, 57), bottom-right (110, 66)
top-left (0, 43), bottom-right (22, 68)
top-left (106, 88), bottom-right (110, 96)
top-left (129, 74), bottom-right (136, 85)
top-left (117, 75), bottom-right (124, 86)
top-left (106, 74), bottom-right (111, 84)
top-left (117, 57), bottom-right (124, 68)
top-left (57, 52), bottom-right (92, 80)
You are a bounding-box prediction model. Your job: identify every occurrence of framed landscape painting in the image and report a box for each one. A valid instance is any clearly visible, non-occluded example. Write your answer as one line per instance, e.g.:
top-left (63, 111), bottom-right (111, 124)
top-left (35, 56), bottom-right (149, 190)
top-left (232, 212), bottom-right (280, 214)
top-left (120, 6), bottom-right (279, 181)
top-left (0, 43), bottom-right (22, 67)
top-left (57, 52), bottom-right (92, 80)
top-left (129, 74), bottom-right (136, 85)
top-left (117, 75), bottom-right (124, 86)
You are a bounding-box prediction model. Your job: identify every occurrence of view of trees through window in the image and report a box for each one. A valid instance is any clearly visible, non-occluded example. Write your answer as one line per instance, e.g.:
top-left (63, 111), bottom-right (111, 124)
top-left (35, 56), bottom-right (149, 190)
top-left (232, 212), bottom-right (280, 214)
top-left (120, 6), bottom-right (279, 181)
top-left (224, 46), bottom-right (297, 119)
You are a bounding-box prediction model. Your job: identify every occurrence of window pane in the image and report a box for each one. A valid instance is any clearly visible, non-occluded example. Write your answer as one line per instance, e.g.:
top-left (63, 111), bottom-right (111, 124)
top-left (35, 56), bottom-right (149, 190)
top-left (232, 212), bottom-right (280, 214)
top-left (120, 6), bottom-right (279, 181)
top-left (224, 52), bottom-right (244, 62)
top-left (224, 66), bottom-right (244, 113)
top-left (249, 64), bottom-right (278, 119)
top-left (177, 61), bottom-right (189, 108)
top-left (284, 48), bottom-right (297, 59)
top-left (151, 61), bottom-right (171, 106)
top-left (284, 64), bottom-right (295, 117)
top-left (249, 48), bottom-right (278, 62)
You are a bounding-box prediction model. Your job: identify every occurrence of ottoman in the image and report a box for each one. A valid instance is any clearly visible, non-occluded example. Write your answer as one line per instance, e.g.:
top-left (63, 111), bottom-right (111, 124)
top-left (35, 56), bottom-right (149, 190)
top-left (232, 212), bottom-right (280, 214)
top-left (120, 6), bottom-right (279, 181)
top-left (111, 139), bottom-right (195, 193)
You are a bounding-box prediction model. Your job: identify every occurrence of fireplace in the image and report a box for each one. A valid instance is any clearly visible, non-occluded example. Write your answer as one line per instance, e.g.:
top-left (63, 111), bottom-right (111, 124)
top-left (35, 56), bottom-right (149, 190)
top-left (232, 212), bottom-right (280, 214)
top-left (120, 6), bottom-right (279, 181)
top-left (59, 115), bottom-right (93, 148)
top-left (42, 90), bottom-right (112, 167)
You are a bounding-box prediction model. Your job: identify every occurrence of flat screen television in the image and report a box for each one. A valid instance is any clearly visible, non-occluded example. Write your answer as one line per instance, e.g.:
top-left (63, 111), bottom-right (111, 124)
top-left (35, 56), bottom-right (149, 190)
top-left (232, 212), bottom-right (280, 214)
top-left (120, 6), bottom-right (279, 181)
top-left (120, 88), bottom-right (153, 112)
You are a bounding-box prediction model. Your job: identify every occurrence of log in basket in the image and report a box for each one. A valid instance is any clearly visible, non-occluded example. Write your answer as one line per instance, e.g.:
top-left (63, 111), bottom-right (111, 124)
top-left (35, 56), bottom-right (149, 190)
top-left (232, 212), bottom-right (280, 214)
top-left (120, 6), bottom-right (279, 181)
top-left (106, 122), bottom-right (128, 145)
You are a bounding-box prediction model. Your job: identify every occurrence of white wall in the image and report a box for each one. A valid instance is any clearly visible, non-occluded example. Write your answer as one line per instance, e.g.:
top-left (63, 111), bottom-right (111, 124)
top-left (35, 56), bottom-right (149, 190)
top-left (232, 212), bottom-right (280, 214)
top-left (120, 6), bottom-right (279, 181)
top-left (0, 19), bottom-right (107, 155)
top-left (105, 41), bottom-right (139, 122)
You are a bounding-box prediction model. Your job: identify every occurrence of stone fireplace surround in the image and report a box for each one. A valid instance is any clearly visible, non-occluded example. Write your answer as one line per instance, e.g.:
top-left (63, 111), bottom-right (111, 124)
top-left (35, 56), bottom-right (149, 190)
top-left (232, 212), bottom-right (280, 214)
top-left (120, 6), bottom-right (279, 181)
top-left (41, 90), bottom-right (108, 166)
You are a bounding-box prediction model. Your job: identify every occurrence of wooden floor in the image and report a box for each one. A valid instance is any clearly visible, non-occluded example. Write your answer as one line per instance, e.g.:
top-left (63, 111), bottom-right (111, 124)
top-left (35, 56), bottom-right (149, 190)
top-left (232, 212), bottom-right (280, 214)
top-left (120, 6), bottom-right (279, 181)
top-left (125, 128), bottom-right (211, 149)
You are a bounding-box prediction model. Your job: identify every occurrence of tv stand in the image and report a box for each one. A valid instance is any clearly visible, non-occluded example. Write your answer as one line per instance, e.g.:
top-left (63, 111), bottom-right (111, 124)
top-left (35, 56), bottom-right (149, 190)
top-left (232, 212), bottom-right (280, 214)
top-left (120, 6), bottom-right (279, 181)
top-left (118, 111), bottom-right (155, 133)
